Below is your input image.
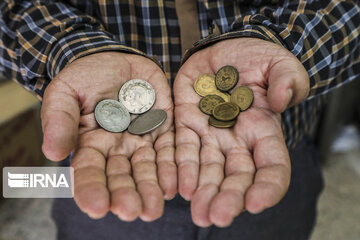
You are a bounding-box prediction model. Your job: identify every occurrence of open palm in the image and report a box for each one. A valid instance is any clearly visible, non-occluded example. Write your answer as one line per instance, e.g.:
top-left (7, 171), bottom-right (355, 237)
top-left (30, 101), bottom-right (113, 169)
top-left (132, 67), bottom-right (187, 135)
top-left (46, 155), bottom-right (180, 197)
top-left (174, 38), bottom-right (309, 227)
top-left (41, 52), bottom-right (175, 221)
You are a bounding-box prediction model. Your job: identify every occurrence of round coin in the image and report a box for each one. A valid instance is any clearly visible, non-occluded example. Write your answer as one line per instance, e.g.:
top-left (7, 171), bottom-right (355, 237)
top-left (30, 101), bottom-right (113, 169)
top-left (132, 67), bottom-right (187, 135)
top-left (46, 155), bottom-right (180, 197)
top-left (213, 102), bottom-right (240, 121)
top-left (230, 86), bottom-right (254, 111)
top-left (199, 95), bottom-right (225, 115)
top-left (128, 109), bottom-right (167, 135)
top-left (94, 99), bottom-right (131, 133)
top-left (194, 74), bottom-right (217, 97)
top-left (208, 116), bottom-right (236, 128)
top-left (119, 79), bottom-right (155, 114)
top-left (215, 65), bottom-right (239, 91)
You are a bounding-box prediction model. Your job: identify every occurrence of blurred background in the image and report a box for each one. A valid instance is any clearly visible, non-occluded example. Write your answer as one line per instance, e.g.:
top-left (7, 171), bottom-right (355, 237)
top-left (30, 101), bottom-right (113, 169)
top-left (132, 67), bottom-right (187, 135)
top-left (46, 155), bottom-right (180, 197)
top-left (0, 72), bottom-right (359, 239)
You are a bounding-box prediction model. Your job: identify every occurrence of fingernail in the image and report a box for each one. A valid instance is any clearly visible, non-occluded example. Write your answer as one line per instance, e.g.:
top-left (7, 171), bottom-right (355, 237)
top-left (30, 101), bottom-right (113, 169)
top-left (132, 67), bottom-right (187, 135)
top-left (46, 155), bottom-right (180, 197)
top-left (284, 89), bottom-right (293, 110)
top-left (87, 213), bottom-right (98, 219)
top-left (164, 194), bottom-right (175, 200)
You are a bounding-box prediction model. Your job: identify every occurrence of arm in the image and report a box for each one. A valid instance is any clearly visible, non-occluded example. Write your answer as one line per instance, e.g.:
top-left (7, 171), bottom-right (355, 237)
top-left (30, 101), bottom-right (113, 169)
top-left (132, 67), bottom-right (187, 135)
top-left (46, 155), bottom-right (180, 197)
top-left (184, 0), bottom-right (360, 99)
top-left (175, 0), bottom-right (359, 227)
top-left (0, 0), bottom-right (155, 98)
top-left (1, 0), bottom-right (175, 220)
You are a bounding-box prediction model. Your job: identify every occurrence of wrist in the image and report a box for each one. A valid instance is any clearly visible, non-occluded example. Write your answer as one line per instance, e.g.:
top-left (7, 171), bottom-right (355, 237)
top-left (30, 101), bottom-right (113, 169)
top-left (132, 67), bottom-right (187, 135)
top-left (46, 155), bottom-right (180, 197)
top-left (47, 30), bottom-right (161, 79)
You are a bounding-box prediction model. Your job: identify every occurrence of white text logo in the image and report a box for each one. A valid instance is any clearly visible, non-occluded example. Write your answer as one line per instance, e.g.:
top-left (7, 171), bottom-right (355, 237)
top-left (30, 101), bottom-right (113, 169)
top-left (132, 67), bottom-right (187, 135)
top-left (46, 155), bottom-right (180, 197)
top-left (8, 172), bottom-right (69, 188)
top-left (3, 167), bottom-right (73, 198)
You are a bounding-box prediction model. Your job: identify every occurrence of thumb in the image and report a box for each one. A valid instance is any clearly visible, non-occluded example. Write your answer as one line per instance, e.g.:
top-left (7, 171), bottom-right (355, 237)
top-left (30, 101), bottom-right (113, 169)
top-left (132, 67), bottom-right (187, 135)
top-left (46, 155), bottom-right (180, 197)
top-left (41, 80), bottom-right (80, 161)
top-left (267, 57), bottom-right (310, 113)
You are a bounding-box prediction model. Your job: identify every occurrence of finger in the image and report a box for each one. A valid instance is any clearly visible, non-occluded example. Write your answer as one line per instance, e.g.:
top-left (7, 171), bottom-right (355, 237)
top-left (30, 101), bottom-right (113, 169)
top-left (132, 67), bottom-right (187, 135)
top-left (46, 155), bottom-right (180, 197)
top-left (267, 58), bottom-right (310, 113)
top-left (175, 103), bottom-right (207, 200)
top-left (107, 154), bottom-right (142, 221)
top-left (191, 144), bottom-right (225, 227)
top-left (245, 135), bottom-right (291, 214)
top-left (209, 150), bottom-right (255, 227)
top-left (175, 126), bottom-right (200, 200)
top-left (71, 147), bottom-right (109, 219)
top-left (131, 145), bottom-right (164, 221)
top-left (154, 130), bottom-right (177, 200)
top-left (41, 80), bottom-right (80, 161)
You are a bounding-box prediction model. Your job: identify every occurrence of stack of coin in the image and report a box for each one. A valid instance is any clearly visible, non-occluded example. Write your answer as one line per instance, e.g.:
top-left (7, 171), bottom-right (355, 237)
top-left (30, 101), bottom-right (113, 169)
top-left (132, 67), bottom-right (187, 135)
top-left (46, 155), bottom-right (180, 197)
top-left (194, 65), bottom-right (254, 128)
top-left (95, 79), bottom-right (167, 134)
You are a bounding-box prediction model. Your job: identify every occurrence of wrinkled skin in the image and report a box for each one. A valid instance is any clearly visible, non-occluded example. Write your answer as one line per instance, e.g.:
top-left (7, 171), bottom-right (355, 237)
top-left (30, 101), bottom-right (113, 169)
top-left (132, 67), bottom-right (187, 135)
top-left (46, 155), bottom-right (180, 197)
top-left (174, 38), bottom-right (309, 227)
top-left (41, 52), bottom-right (176, 221)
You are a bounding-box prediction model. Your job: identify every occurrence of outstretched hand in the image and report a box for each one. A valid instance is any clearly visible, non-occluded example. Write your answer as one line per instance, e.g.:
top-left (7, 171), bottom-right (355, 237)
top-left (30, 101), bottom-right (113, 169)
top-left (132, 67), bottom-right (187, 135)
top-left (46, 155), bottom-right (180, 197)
top-left (41, 52), bottom-right (176, 221)
top-left (174, 38), bottom-right (309, 227)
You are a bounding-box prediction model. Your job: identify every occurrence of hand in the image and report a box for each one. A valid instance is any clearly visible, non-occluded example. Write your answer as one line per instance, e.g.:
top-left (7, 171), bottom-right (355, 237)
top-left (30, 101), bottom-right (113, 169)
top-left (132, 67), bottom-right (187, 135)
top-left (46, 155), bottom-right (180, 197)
top-left (41, 52), bottom-right (176, 221)
top-left (174, 38), bottom-right (309, 227)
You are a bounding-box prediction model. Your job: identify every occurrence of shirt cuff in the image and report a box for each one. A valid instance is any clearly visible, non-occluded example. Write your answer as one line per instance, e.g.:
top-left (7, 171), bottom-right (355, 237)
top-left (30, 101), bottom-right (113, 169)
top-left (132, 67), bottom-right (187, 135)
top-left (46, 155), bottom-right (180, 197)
top-left (181, 14), bottom-right (287, 65)
top-left (47, 30), bottom-right (162, 79)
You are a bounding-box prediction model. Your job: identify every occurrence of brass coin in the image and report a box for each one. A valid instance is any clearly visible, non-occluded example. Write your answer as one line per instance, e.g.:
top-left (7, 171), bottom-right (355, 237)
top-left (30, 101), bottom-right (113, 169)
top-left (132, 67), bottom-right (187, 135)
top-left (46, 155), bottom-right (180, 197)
top-left (194, 74), bottom-right (217, 97)
top-left (199, 95), bottom-right (225, 115)
top-left (230, 86), bottom-right (254, 111)
top-left (213, 102), bottom-right (240, 121)
top-left (215, 65), bottom-right (239, 91)
top-left (213, 90), bottom-right (231, 102)
top-left (208, 116), bottom-right (236, 128)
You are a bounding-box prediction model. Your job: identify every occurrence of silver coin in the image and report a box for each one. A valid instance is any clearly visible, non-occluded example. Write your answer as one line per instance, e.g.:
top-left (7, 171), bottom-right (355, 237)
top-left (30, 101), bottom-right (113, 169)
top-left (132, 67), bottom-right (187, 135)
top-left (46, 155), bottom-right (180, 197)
top-left (94, 99), bottom-right (130, 133)
top-left (119, 79), bottom-right (156, 114)
top-left (128, 109), bottom-right (167, 135)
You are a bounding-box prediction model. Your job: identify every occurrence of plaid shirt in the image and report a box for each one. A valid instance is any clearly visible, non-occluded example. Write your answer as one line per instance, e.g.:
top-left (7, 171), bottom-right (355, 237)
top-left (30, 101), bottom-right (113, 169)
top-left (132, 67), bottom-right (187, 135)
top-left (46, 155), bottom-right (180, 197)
top-left (0, 0), bottom-right (359, 148)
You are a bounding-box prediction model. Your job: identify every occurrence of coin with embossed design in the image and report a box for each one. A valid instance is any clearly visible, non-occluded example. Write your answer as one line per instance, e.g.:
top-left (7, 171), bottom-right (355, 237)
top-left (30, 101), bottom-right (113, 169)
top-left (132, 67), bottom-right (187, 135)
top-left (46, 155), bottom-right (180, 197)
top-left (119, 79), bottom-right (155, 114)
top-left (213, 102), bottom-right (240, 121)
top-left (215, 65), bottom-right (239, 91)
top-left (95, 99), bottom-right (130, 133)
top-left (230, 86), bottom-right (254, 111)
top-left (194, 74), bottom-right (217, 97)
top-left (199, 95), bottom-right (225, 115)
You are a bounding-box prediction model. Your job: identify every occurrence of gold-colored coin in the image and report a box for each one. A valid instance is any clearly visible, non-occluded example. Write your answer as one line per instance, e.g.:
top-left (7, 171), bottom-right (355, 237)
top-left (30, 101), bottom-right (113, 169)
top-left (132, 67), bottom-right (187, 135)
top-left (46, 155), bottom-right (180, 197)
top-left (213, 90), bottom-right (231, 102)
top-left (199, 95), bottom-right (225, 115)
top-left (230, 86), bottom-right (254, 111)
top-left (194, 74), bottom-right (217, 97)
top-left (208, 116), bottom-right (236, 128)
top-left (213, 102), bottom-right (240, 121)
top-left (215, 65), bottom-right (239, 91)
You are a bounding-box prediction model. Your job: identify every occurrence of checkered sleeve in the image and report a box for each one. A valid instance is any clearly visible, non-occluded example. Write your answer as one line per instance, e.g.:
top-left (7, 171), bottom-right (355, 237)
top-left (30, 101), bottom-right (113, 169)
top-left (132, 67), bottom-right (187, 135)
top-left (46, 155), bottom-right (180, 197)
top-left (185, 0), bottom-right (360, 99)
top-left (0, 0), bottom-right (155, 99)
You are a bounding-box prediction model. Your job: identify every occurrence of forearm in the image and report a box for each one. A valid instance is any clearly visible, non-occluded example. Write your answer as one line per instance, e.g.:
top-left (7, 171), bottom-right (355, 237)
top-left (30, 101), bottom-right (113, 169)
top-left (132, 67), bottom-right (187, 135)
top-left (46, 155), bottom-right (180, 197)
top-left (232, 0), bottom-right (360, 98)
top-left (184, 0), bottom-right (360, 99)
top-left (0, 0), bottom-right (153, 99)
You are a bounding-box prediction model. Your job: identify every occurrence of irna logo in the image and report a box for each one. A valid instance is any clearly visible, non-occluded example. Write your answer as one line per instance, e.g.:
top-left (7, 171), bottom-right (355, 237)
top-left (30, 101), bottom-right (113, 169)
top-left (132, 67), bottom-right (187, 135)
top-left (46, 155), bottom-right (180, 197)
top-left (8, 172), bottom-right (69, 188)
top-left (3, 167), bottom-right (74, 198)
